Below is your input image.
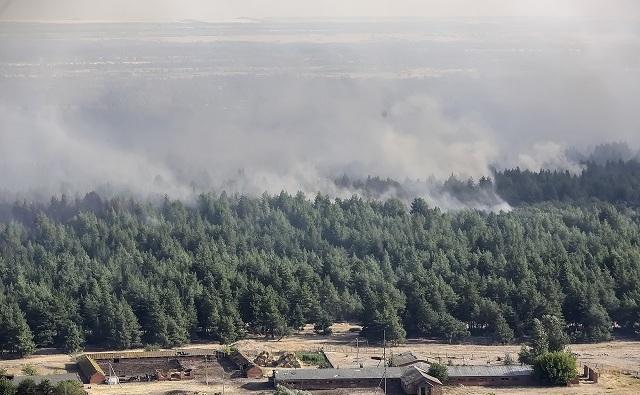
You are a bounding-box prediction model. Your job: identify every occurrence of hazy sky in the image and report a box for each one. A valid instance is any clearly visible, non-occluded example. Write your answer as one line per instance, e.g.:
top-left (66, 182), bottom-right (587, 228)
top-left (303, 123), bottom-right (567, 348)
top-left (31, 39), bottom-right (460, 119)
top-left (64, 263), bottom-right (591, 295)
top-left (1, 0), bottom-right (640, 20)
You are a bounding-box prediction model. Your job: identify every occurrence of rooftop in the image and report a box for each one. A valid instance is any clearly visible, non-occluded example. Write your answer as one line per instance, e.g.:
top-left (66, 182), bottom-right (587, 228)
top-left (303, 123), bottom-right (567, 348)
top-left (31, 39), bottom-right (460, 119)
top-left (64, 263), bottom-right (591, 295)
top-left (275, 363), bottom-right (534, 383)
top-left (275, 367), bottom-right (405, 381)
top-left (442, 364), bottom-right (534, 377)
top-left (11, 373), bottom-right (82, 385)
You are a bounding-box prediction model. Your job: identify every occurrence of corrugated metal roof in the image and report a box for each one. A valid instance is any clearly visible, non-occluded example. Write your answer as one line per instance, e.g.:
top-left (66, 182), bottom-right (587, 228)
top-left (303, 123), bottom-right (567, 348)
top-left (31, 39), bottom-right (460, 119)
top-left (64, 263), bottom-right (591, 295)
top-left (275, 364), bottom-right (534, 383)
top-left (11, 373), bottom-right (81, 385)
top-left (401, 366), bottom-right (443, 386)
top-left (445, 365), bottom-right (534, 377)
top-left (390, 351), bottom-right (420, 367)
top-left (85, 348), bottom-right (219, 360)
top-left (275, 367), bottom-right (405, 381)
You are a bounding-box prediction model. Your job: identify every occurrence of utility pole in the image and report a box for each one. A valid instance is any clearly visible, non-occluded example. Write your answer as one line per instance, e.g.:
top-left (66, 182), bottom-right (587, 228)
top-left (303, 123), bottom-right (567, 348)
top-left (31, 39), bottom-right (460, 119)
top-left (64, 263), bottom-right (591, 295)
top-left (383, 329), bottom-right (387, 395)
top-left (205, 356), bottom-right (209, 386)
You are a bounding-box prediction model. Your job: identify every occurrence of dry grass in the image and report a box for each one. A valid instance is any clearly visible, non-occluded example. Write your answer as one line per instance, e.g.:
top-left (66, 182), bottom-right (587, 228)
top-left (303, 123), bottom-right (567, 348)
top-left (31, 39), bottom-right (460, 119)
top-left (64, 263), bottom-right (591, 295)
top-left (3, 324), bottom-right (640, 394)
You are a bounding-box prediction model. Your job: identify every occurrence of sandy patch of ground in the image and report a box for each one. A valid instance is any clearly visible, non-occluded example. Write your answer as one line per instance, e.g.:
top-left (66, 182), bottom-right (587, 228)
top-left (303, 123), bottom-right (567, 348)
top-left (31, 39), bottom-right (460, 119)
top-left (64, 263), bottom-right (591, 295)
top-left (0, 349), bottom-right (76, 376)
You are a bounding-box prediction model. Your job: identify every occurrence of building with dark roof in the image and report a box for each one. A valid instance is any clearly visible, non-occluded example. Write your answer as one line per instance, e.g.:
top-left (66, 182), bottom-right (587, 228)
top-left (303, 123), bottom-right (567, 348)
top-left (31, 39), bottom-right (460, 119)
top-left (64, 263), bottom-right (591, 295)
top-left (274, 366), bottom-right (405, 392)
top-left (11, 373), bottom-right (82, 386)
top-left (400, 366), bottom-right (443, 395)
top-left (273, 362), bottom-right (535, 393)
top-left (390, 352), bottom-right (430, 367)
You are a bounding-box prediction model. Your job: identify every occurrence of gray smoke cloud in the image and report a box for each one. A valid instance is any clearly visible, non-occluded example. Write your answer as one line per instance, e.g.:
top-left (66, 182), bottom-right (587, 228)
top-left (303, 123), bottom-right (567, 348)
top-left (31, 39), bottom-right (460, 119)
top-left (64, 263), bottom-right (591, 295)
top-left (1, 0), bottom-right (640, 20)
top-left (0, 15), bottom-right (639, 208)
top-left (0, 1), bottom-right (14, 17)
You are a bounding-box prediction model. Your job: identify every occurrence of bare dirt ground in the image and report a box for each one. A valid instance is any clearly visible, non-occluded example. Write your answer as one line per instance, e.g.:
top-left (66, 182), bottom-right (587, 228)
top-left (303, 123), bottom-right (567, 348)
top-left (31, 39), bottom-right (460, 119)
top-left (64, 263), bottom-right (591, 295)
top-left (2, 324), bottom-right (640, 394)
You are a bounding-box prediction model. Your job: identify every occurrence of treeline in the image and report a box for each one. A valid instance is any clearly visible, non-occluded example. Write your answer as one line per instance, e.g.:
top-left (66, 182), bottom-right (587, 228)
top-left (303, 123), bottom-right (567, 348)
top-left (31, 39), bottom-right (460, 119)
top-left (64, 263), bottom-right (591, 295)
top-left (494, 161), bottom-right (640, 206)
top-left (1, 192), bottom-right (640, 356)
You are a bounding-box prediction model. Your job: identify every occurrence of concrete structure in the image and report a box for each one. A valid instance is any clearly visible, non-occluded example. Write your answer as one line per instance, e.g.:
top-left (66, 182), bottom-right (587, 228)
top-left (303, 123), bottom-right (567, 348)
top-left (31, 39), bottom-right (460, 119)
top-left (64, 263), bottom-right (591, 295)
top-left (78, 355), bottom-right (107, 384)
top-left (228, 350), bottom-right (263, 379)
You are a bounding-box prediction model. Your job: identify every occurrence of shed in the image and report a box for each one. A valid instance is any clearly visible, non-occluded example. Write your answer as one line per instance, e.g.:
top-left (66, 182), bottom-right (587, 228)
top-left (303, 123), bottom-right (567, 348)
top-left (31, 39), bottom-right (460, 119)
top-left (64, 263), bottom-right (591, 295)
top-left (390, 352), bottom-right (429, 367)
top-left (274, 367), bottom-right (405, 391)
top-left (400, 366), bottom-right (443, 395)
top-left (228, 350), bottom-right (263, 379)
top-left (78, 355), bottom-right (107, 384)
top-left (433, 364), bottom-right (535, 386)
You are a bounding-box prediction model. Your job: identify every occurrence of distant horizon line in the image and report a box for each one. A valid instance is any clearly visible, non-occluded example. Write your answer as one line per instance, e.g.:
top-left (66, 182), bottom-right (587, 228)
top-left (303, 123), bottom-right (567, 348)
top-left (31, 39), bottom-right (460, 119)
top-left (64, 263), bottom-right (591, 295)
top-left (0, 15), bottom-right (635, 24)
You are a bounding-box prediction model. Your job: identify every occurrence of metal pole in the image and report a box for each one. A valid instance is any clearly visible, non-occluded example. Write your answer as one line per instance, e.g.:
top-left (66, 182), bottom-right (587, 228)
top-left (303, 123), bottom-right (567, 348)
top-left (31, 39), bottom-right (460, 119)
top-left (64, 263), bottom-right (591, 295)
top-left (383, 329), bottom-right (387, 395)
top-left (205, 356), bottom-right (209, 385)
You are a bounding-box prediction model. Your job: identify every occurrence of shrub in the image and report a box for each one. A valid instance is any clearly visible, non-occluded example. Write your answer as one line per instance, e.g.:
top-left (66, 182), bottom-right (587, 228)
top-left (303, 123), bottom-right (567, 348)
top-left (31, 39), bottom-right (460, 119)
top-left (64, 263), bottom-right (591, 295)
top-left (533, 351), bottom-right (577, 386)
top-left (427, 363), bottom-right (448, 382)
top-left (503, 353), bottom-right (514, 366)
top-left (16, 379), bottom-right (36, 395)
top-left (274, 385), bottom-right (311, 395)
top-left (20, 365), bottom-right (38, 376)
top-left (296, 352), bottom-right (331, 368)
top-left (144, 344), bottom-right (160, 352)
top-left (0, 379), bottom-right (17, 395)
top-left (55, 380), bottom-right (85, 395)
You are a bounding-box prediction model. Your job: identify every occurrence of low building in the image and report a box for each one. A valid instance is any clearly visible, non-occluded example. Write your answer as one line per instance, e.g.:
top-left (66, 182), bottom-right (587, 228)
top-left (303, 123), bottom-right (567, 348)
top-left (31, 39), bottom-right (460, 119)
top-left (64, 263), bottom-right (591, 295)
top-left (400, 366), bottom-right (443, 395)
top-left (274, 362), bottom-right (535, 393)
top-left (228, 350), bottom-right (263, 379)
top-left (274, 367), bottom-right (405, 392)
top-left (390, 352), bottom-right (429, 367)
top-left (11, 373), bottom-right (82, 386)
top-left (78, 355), bottom-right (107, 384)
top-left (443, 365), bottom-right (535, 386)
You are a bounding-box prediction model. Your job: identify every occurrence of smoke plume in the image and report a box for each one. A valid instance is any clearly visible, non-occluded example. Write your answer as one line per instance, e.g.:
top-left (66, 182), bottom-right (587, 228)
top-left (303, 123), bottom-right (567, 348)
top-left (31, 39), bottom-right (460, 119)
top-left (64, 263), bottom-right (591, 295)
top-left (0, 14), bottom-right (639, 208)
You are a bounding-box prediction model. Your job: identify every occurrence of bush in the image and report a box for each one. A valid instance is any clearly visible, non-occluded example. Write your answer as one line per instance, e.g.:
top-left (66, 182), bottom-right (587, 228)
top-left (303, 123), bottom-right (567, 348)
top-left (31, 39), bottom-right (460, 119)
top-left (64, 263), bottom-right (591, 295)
top-left (0, 379), bottom-right (17, 395)
top-left (518, 345), bottom-right (535, 365)
top-left (54, 380), bottom-right (85, 395)
top-left (274, 385), bottom-right (311, 395)
top-left (503, 353), bottom-right (514, 366)
top-left (20, 365), bottom-right (38, 376)
top-left (296, 352), bottom-right (331, 368)
top-left (427, 363), bottom-right (448, 382)
top-left (533, 351), bottom-right (577, 386)
top-left (16, 379), bottom-right (36, 395)
top-left (144, 344), bottom-right (160, 352)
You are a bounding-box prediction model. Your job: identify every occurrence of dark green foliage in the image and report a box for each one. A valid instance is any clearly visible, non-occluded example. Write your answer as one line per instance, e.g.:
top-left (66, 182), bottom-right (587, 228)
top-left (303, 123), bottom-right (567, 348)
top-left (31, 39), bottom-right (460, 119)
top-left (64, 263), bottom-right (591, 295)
top-left (296, 352), bottom-right (331, 368)
top-left (54, 381), bottom-right (85, 395)
top-left (35, 380), bottom-right (54, 395)
top-left (533, 352), bottom-right (578, 386)
top-left (313, 313), bottom-right (333, 336)
top-left (57, 320), bottom-right (84, 354)
top-left (20, 366), bottom-right (37, 377)
top-left (274, 385), bottom-right (311, 395)
top-left (0, 191), bottom-right (637, 352)
top-left (427, 363), bottom-right (449, 382)
top-left (0, 303), bottom-right (36, 357)
top-left (0, 380), bottom-right (16, 395)
top-left (542, 315), bottom-right (570, 352)
top-left (494, 161), bottom-right (640, 206)
top-left (493, 315), bottom-right (514, 344)
top-left (15, 379), bottom-right (36, 395)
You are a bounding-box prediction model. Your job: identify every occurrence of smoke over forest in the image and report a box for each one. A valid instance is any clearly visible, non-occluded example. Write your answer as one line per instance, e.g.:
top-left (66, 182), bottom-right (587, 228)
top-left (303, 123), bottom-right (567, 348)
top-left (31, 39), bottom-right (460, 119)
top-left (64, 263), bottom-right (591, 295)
top-left (0, 17), bottom-right (639, 208)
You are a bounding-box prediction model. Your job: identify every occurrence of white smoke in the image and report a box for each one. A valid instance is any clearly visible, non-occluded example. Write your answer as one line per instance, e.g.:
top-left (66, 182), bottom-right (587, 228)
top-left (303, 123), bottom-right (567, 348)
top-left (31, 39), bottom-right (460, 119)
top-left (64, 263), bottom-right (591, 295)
top-left (0, 17), bottom-right (638, 208)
